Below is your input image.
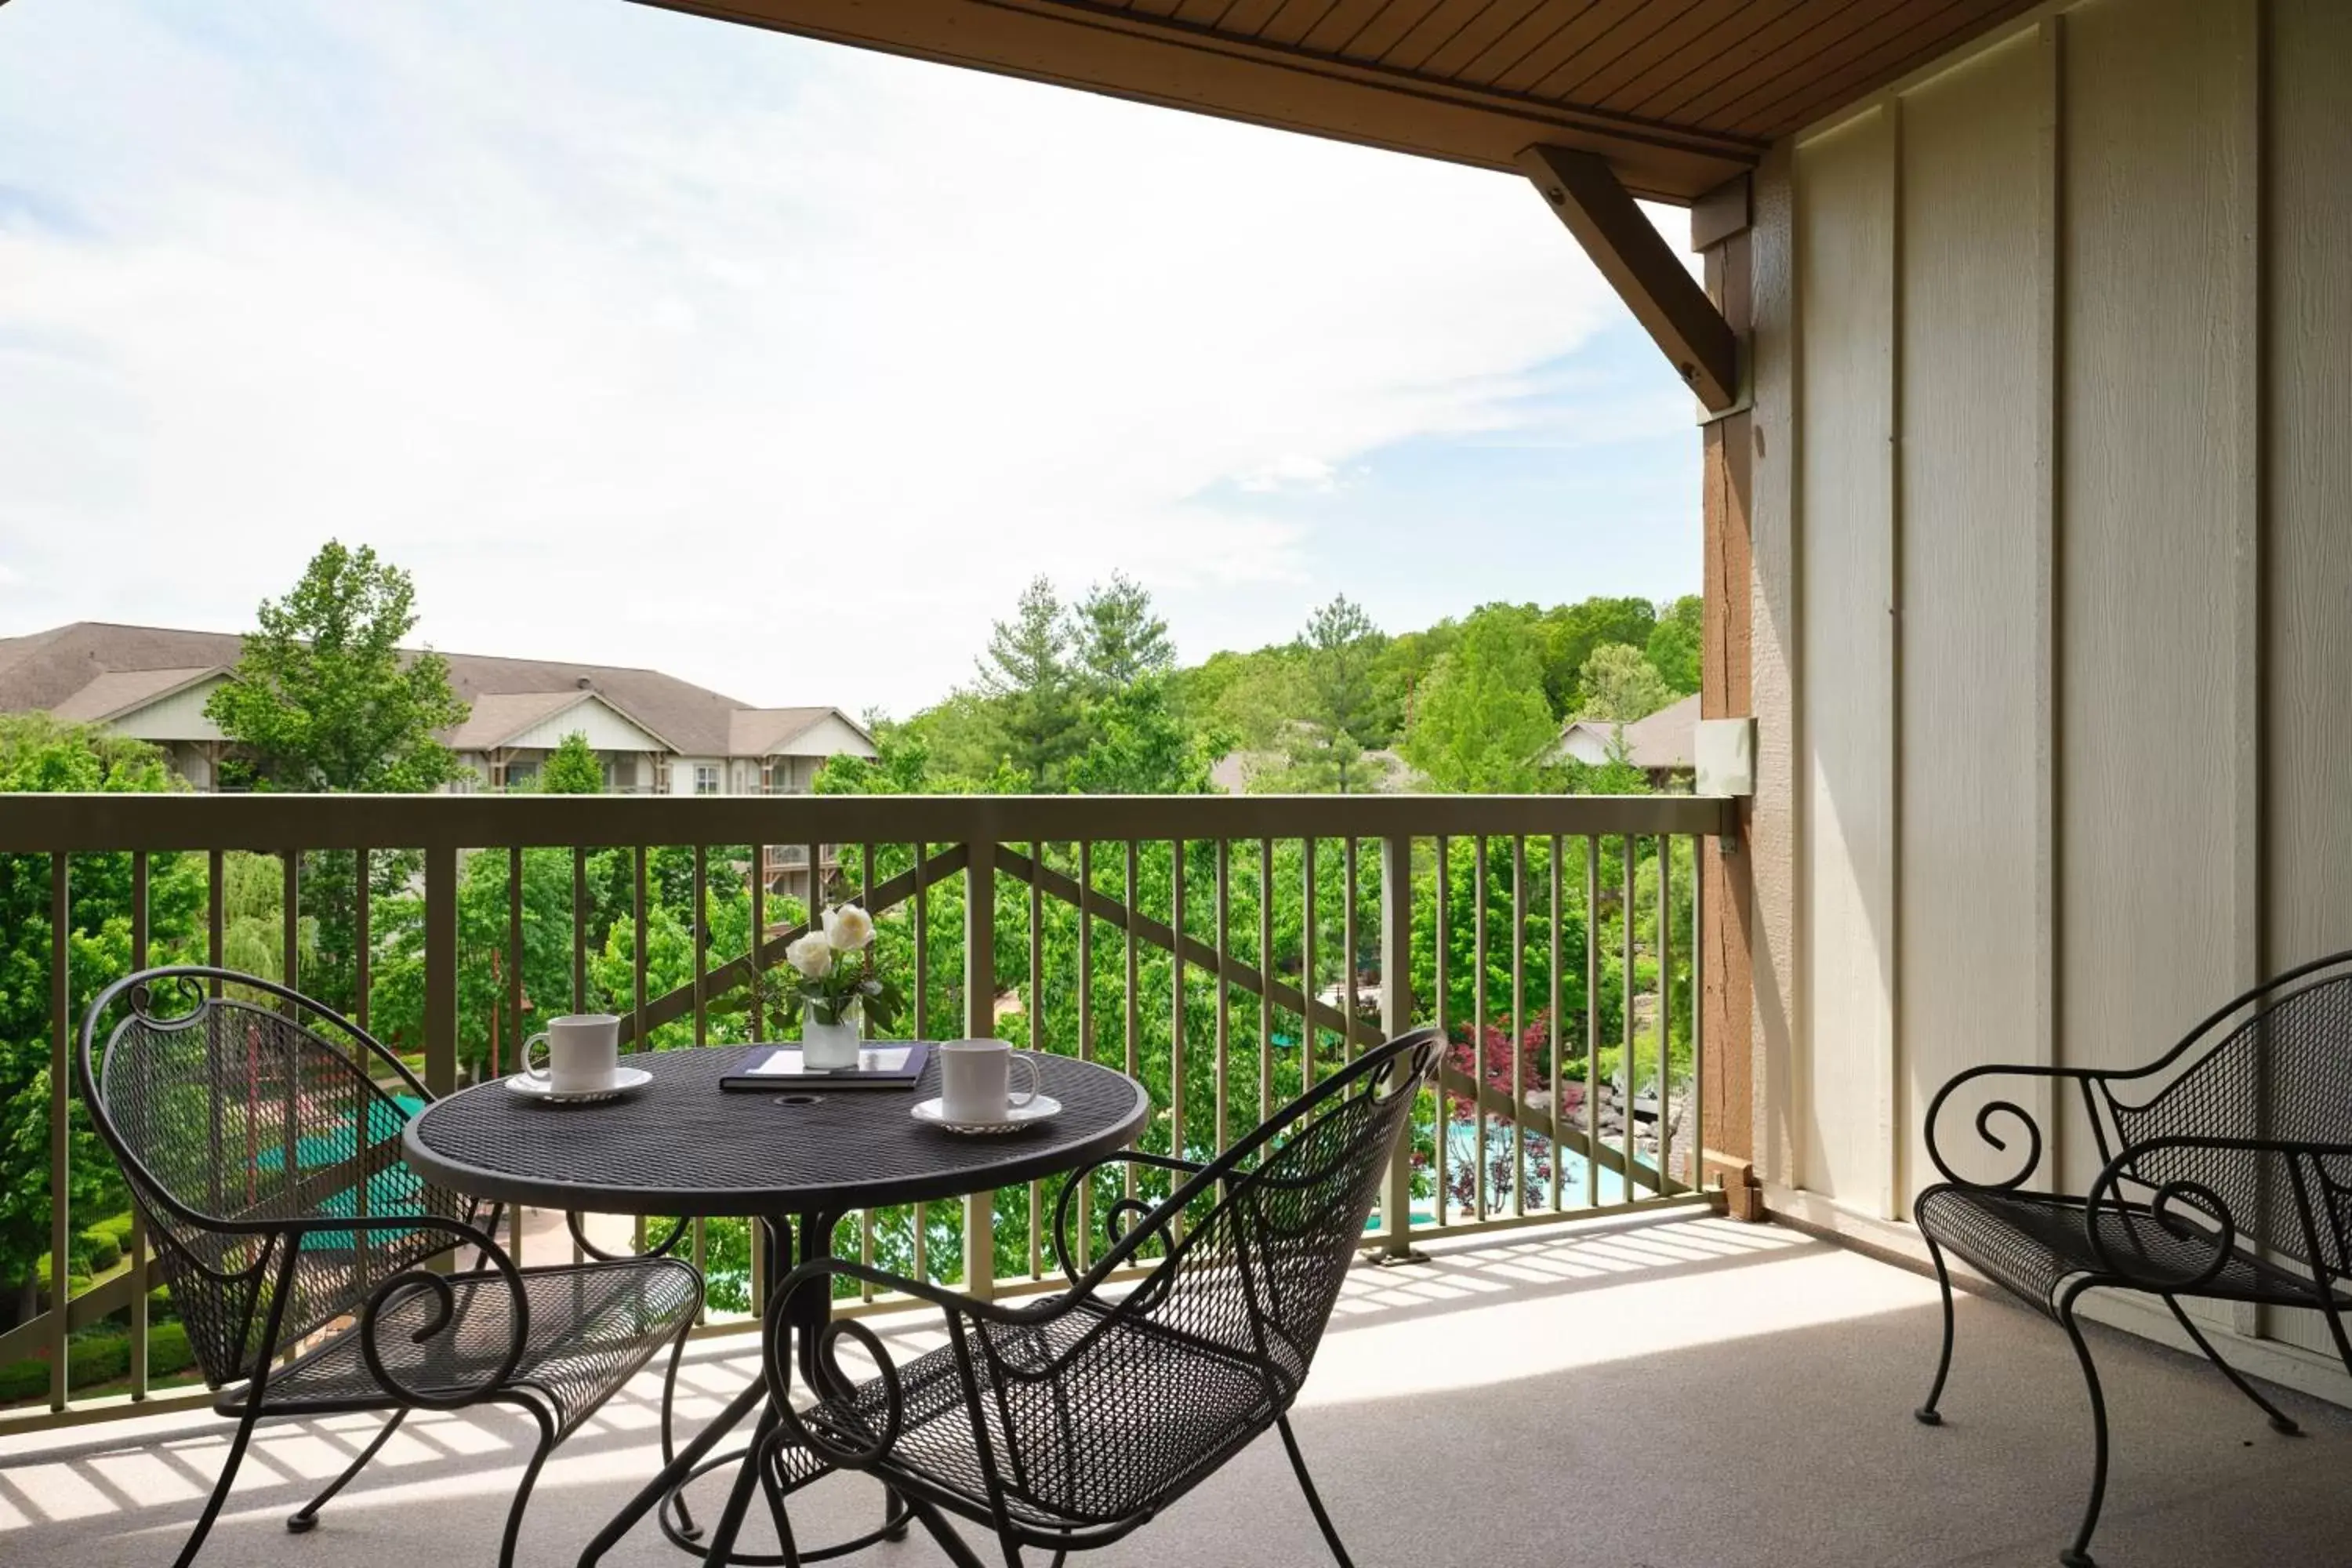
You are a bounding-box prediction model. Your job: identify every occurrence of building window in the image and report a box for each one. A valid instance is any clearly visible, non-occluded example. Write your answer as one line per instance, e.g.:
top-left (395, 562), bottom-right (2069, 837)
top-left (694, 764), bottom-right (720, 796)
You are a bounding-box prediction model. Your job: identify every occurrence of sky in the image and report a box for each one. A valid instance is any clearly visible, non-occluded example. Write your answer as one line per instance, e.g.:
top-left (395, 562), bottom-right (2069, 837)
top-left (0, 0), bottom-right (1700, 718)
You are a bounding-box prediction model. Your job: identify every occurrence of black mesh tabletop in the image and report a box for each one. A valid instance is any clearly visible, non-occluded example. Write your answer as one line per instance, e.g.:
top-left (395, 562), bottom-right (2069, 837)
top-left (402, 1047), bottom-right (1149, 1216)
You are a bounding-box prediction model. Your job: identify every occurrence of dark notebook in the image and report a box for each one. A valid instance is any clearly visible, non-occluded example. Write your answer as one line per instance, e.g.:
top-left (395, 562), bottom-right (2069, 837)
top-left (719, 1041), bottom-right (931, 1092)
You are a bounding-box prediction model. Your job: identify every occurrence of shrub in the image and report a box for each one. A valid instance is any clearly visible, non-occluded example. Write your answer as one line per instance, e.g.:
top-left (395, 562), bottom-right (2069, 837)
top-left (89, 1213), bottom-right (137, 1250)
top-left (0, 1358), bottom-right (46, 1403)
top-left (0, 1324), bottom-right (200, 1406)
top-left (80, 1230), bottom-right (122, 1273)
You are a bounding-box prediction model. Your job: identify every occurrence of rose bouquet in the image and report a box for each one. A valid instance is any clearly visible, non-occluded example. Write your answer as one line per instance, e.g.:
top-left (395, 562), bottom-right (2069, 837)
top-left (782, 904), bottom-right (906, 1033)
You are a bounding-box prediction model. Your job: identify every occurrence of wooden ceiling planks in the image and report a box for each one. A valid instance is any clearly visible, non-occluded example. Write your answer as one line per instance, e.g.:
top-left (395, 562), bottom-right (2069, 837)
top-left (630, 0), bottom-right (2044, 198)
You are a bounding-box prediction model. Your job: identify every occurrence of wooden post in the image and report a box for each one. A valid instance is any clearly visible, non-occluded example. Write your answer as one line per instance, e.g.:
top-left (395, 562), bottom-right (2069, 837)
top-left (963, 837), bottom-right (996, 1299)
top-left (1695, 174), bottom-right (1764, 1218)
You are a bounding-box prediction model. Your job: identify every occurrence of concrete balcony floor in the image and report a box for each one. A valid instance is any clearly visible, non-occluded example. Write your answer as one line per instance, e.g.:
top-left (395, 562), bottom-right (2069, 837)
top-left (5, 1214), bottom-right (2349, 1568)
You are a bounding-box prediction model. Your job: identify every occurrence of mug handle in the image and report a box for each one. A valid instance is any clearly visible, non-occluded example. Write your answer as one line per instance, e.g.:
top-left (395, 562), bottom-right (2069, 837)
top-left (1008, 1051), bottom-right (1041, 1108)
top-left (523, 1033), bottom-right (553, 1081)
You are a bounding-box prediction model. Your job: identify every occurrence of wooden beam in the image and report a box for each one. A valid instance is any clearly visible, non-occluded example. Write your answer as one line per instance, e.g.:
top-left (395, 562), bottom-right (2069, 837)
top-left (1517, 143), bottom-right (1741, 411)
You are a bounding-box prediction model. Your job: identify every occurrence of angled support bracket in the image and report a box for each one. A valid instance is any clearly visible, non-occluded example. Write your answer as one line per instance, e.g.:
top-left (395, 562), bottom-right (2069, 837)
top-left (1516, 143), bottom-right (1741, 413)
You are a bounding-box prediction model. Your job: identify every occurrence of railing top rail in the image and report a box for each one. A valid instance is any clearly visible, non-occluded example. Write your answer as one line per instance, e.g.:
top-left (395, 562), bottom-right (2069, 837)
top-left (0, 791), bottom-right (1735, 853)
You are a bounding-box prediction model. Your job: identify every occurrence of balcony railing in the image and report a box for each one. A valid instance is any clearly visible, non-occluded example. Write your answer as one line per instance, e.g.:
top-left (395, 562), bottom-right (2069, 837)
top-left (0, 790), bottom-right (1730, 1430)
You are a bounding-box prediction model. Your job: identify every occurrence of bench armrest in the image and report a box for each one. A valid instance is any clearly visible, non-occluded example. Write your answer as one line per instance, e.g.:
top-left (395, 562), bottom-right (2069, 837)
top-left (1922, 1063), bottom-right (2118, 1192)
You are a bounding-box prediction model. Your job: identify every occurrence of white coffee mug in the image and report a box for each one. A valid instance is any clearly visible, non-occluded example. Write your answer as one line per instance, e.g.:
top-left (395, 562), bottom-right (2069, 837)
top-left (938, 1038), bottom-right (1040, 1124)
top-left (524, 1013), bottom-right (622, 1094)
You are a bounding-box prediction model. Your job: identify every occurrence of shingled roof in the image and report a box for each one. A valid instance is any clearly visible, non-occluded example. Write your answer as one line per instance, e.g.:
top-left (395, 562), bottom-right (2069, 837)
top-left (0, 622), bottom-right (856, 759)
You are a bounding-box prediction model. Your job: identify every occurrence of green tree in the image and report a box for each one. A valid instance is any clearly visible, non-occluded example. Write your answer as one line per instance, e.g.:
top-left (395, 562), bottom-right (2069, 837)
top-left (1073, 573), bottom-right (1174, 691)
top-left (1536, 596), bottom-right (1657, 716)
top-left (1269, 596), bottom-right (1383, 793)
top-left (535, 731), bottom-right (606, 794)
top-left (1401, 607), bottom-right (1559, 792)
top-left (975, 576), bottom-right (1081, 789)
top-left (1067, 677), bottom-right (1224, 795)
top-left (205, 540), bottom-right (470, 792)
top-left (1646, 593), bottom-right (1704, 695)
top-left (0, 717), bottom-right (203, 1323)
top-left (1575, 641), bottom-right (1675, 721)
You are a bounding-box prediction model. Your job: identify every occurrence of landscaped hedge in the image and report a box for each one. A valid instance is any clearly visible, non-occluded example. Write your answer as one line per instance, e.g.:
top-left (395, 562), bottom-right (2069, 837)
top-left (0, 1322), bottom-right (198, 1405)
top-left (80, 1230), bottom-right (122, 1273)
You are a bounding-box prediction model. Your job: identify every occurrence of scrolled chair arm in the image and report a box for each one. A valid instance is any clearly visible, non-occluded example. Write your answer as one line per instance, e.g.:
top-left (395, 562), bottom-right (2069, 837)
top-left (2083, 1134), bottom-right (2352, 1295)
top-left (1048, 1150), bottom-right (1207, 1287)
top-left (297, 1211), bottom-right (529, 1410)
top-left (1922, 1062), bottom-right (2117, 1192)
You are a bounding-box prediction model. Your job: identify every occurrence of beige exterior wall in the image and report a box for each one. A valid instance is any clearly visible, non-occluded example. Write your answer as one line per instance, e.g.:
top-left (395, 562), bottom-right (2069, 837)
top-left (1749, 0), bottom-right (2352, 1358)
top-left (103, 677), bottom-right (228, 743)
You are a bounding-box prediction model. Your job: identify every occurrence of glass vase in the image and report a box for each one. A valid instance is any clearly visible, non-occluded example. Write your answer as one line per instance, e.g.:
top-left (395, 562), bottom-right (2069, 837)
top-left (802, 1002), bottom-right (862, 1070)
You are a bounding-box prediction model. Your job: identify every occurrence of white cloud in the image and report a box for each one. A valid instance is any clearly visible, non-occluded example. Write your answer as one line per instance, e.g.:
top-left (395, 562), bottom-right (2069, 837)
top-left (0, 0), bottom-right (1678, 712)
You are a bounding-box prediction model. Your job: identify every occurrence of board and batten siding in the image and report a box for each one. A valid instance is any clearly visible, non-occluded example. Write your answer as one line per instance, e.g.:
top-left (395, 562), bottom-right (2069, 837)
top-left (1756, 0), bottom-right (2352, 1360)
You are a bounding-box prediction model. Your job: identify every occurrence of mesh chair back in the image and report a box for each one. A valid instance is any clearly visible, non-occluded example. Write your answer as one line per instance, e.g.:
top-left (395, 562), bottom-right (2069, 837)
top-left (2104, 953), bottom-right (2352, 1274)
top-left (971, 1029), bottom-right (1439, 1523)
top-left (78, 968), bottom-right (467, 1387)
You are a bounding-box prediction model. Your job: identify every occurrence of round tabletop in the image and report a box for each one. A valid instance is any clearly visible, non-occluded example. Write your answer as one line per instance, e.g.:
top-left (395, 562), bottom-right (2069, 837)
top-left (401, 1045), bottom-right (1151, 1217)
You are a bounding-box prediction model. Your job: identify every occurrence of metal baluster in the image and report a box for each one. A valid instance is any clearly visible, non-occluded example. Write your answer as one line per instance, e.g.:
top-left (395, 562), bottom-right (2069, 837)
top-left (1586, 837), bottom-right (1600, 1210)
top-left (633, 845), bottom-right (648, 1254)
top-left (1691, 835), bottom-right (1706, 1200)
top-left (49, 855), bottom-right (69, 1410)
top-left (1622, 835), bottom-right (1637, 1198)
top-left (129, 852), bottom-right (149, 1400)
top-left (1123, 840), bottom-right (1140, 1214)
top-left (356, 848), bottom-right (373, 1034)
top-left (1658, 834), bottom-right (1674, 1197)
top-left (206, 849), bottom-right (223, 1221)
top-left (860, 841), bottom-right (876, 1302)
top-left (1473, 835), bottom-right (1488, 1222)
top-left (1376, 833), bottom-right (1416, 1258)
top-left (1258, 838), bottom-right (1273, 1130)
top-left (1512, 836), bottom-right (1526, 1218)
top-left (281, 851), bottom-right (299, 1003)
top-left (691, 845), bottom-right (708, 1316)
top-left (1077, 840), bottom-right (1094, 1270)
top-left (1301, 837), bottom-right (1316, 1095)
top-left (1029, 840), bottom-right (1044, 1279)
top-left (509, 847), bottom-right (526, 1264)
top-left (1343, 837), bottom-right (1359, 1064)
top-left (1170, 839), bottom-right (1186, 1245)
top-left (571, 846), bottom-right (586, 1267)
top-left (913, 840), bottom-right (929, 1283)
top-left (1434, 837), bottom-right (1450, 1223)
top-left (1549, 835), bottom-right (1564, 1214)
top-left (1214, 840), bottom-right (1230, 1153)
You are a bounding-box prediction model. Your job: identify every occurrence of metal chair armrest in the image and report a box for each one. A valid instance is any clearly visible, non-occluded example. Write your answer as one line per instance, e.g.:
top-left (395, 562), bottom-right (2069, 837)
top-left (1049, 1150), bottom-right (1207, 1286)
top-left (2085, 1134), bottom-right (2352, 1294)
top-left (1922, 1062), bottom-right (2118, 1192)
top-left (317, 1214), bottom-right (531, 1410)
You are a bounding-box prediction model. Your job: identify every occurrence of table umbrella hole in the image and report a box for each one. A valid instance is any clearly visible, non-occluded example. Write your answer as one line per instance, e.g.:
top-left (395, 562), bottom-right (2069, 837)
top-left (773, 1093), bottom-right (825, 1107)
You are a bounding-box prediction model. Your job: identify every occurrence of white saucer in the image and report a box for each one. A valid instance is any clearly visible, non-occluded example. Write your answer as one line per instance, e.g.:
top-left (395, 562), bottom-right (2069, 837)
top-left (911, 1094), bottom-right (1062, 1134)
top-left (505, 1066), bottom-right (652, 1105)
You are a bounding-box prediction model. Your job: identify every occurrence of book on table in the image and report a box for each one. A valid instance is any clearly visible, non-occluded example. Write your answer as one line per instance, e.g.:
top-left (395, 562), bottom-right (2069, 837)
top-left (719, 1041), bottom-right (931, 1092)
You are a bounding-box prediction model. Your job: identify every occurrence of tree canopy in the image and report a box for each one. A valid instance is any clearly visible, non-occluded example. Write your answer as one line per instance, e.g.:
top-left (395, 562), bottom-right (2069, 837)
top-left (205, 541), bottom-right (470, 792)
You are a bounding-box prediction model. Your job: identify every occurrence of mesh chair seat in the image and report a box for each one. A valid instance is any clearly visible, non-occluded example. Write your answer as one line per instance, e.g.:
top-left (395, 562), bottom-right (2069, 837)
top-left (1915, 1184), bottom-right (2339, 1315)
top-left (775, 1296), bottom-right (1288, 1530)
top-left (241, 1256), bottom-right (700, 1437)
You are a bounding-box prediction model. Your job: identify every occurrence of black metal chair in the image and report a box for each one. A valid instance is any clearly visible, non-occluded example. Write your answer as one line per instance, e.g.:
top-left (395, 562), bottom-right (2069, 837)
top-left (750, 1027), bottom-right (1441, 1568)
top-left (76, 966), bottom-right (704, 1568)
top-left (1913, 949), bottom-right (2352, 1567)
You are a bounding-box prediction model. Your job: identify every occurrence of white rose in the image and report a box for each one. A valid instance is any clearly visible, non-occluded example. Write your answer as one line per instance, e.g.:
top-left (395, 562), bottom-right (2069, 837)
top-left (786, 931), bottom-right (835, 979)
top-left (823, 904), bottom-right (876, 952)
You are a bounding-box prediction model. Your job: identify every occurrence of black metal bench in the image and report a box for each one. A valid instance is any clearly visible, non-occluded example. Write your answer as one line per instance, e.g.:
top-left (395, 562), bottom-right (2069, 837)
top-left (1912, 949), bottom-right (2352, 1566)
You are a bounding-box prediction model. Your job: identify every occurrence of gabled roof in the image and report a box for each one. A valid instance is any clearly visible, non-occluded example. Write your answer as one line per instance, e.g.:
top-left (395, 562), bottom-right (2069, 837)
top-left (48, 666), bottom-right (225, 724)
top-left (0, 622), bottom-right (851, 758)
top-left (444, 689), bottom-right (677, 753)
top-left (728, 706), bottom-right (874, 758)
top-left (1559, 692), bottom-right (1700, 771)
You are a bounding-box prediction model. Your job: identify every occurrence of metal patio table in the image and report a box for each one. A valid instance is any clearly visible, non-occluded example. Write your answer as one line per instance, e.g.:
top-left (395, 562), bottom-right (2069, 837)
top-left (401, 1044), bottom-right (1150, 1568)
